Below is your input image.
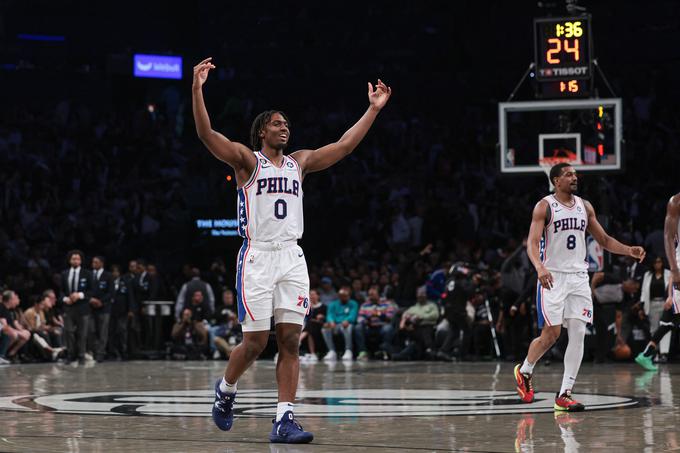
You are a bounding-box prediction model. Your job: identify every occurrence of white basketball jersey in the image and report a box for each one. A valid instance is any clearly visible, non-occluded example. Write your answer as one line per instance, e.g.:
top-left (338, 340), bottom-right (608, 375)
top-left (237, 152), bottom-right (303, 242)
top-left (540, 194), bottom-right (589, 273)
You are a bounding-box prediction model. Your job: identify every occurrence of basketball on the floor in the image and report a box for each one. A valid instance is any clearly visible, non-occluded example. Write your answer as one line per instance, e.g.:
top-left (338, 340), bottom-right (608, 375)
top-left (613, 344), bottom-right (632, 360)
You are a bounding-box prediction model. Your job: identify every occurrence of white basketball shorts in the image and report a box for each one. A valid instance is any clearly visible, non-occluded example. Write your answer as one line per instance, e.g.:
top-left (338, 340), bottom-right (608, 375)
top-left (235, 240), bottom-right (310, 331)
top-left (536, 271), bottom-right (593, 328)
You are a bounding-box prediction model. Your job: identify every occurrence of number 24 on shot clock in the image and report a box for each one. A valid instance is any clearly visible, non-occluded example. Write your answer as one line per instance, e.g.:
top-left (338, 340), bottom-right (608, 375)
top-left (534, 16), bottom-right (592, 81)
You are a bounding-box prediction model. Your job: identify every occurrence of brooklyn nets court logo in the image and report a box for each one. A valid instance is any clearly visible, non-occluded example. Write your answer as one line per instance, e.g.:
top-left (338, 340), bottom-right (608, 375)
top-left (0, 389), bottom-right (639, 417)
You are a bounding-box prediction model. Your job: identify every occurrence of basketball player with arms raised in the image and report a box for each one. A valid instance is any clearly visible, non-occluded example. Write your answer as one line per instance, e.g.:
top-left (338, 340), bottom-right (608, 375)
top-left (192, 57), bottom-right (391, 443)
top-left (514, 163), bottom-right (645, 411)
top-left (635, 193), bottom-right (680, 371)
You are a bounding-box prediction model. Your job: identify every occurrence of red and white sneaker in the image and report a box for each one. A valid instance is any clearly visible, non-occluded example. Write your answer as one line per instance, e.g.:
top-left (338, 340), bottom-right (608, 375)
top-left (514, 364), bottom-right (534, 403)
top-left (554, 390), bottom-right (585, 412)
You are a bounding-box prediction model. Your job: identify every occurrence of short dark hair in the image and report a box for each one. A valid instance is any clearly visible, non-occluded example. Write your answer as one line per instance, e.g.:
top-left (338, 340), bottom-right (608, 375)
top-left (250, 110), bottom-right (290, 151)
top-left (66, 249), bottom-right (84, 264)
top-left (549, 163), bottom-right (572, 186)
top-left (93, 255), bottom-right (105, 265)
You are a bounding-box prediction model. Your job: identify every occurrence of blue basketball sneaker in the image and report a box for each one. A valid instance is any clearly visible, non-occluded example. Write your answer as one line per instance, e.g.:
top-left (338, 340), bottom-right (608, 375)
top-left (269, 411), bottom-right (314, 444)
top-left (211, 379), bottom-right (235, 431)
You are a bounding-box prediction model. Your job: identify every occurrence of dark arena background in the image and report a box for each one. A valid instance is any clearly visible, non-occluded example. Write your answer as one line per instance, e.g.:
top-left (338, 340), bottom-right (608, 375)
top-left (1, 0), bottom-right (680, 451)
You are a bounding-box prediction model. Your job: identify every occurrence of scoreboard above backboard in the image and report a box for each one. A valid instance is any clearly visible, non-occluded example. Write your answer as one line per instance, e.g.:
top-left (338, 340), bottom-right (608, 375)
top-left (534, 16), bottom-right (592, 81)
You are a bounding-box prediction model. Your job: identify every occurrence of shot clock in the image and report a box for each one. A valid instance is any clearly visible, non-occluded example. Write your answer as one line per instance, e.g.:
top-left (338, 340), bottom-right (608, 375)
top-left (534, 16), bottom-right (592, 81)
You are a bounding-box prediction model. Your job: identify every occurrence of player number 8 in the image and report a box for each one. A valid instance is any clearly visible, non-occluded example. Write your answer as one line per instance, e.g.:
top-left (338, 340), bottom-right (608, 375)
top-left (566, 234), bottom-right (576, 250)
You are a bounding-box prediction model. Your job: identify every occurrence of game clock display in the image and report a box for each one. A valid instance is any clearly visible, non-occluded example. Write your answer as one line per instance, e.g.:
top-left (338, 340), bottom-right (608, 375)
top-left (534, 16), bottom-right (592, 81)
top-left (538, 79), bottom-right (590, 99)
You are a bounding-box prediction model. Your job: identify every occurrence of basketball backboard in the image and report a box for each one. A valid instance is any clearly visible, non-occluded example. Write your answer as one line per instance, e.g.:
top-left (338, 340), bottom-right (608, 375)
top-left (498, 98), bottom-right (622, 174)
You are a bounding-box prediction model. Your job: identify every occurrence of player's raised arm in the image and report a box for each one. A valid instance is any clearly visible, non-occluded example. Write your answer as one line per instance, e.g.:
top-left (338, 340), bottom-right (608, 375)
top-left (291, 79), bottom-right (392, 175)
top-left (191, 57), bottom-right (256, 175)
top-left (664, 194), bottom-right (680, 288)
top-left (584, 200), bottom-right (646, 262)
top-left (527, 200), bottom-right (553, 289)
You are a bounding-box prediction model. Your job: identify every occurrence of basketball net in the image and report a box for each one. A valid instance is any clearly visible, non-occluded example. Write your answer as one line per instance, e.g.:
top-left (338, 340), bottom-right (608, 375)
top-left (539, 157), bottom-right (582, 193)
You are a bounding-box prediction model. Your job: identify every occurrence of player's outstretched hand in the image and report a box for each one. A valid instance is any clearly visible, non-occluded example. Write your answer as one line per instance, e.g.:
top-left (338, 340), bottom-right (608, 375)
top-left (193, 57), bottom-right (216, 89)
top-left (629, 246), bottom-right (646, 263)
top-left (664, 296), bottom-right (673, 311)
top-left (537, 266), bottom-right (554, 290)
top-left (368, 79), bottom-right (392, 110)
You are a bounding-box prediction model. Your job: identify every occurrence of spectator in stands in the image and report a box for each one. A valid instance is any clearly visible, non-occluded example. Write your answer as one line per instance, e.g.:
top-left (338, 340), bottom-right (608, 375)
top-left (321, 286), bottom-right (358, 362)
top-left (171, 308), bottom-right (207, 359)
top-left (41, 289), bottom-right (64, 349)
top-left (351, 278), bottom-right (367, 304)
top-left (300, 289), bottom-right (326, 362)
top-left (60, 250), bottom-right (93, 364)
top-left (187, 290), bottom-right (210, 346)
top-left (205, 259), bottom-right (229, 302)
top-left (0, 290), bottom-right (31, 362)
top-left (392, 286), bottom-right (439, 360)
top-left (318, 277), bottom-right (338, 306)
top-left (355, 285), bottom-right (397, 360)
top-left (640, 256), bottom-right (673, 360)
top-left (89, 256), bottom-right (114, 361)
top-left (210, 289), bottom-right (242, 359)
top-left (146, 263), bottom-right (168, 300)
top-left (175, 268), bottom-right (215, 319)
top-left (208, 288), bottom-right (238, 359)
top-left (426, 260), bottom-right (451, 303)
top-left (23, 294), bottom-right (64, 361)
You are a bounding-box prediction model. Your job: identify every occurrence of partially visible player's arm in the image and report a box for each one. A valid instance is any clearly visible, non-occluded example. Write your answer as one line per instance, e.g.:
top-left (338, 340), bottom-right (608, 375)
top-left (527, 200), bottom-right (553, 289)
top-left (664, 194), bottom-right (680, 286)
top-left (191, 58), bottom-right (256, 175)
top-left (584, 200), bottom-right (646, 262)
top-left (292, 80), bottom-right (392, 175)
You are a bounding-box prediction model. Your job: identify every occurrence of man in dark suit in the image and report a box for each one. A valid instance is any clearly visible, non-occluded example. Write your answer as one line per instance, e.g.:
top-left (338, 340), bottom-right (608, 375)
top-left (89, 256), bottom-right (115, 362)
top-left (108, 264), bottom-right (135, 360)
top-left (124, 259), bottom-right (142, 357)
top-left (60, 250), bottom-right (93, 364)
top-left (135, 259), bottom-right (162, 349)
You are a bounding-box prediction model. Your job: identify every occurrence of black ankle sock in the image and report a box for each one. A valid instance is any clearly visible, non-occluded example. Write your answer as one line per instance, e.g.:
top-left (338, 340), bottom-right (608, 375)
top-left (643, 344), bottom-right (656, 357)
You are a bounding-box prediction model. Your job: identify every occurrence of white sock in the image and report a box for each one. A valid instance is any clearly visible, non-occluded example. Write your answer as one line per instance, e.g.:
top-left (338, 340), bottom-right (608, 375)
top-left (219, 378), bottom-right (237, 394)
top-left (276, 402), bottom-right (294, 422)
top-left (520, 358), bottom-right (535, 375)
top-left (560, 318), bottom-right (586, 396)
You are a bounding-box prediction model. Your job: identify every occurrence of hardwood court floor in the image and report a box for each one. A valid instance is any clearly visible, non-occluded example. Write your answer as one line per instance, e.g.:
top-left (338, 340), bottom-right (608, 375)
top-left (0, 359), bottom-right (677, 452)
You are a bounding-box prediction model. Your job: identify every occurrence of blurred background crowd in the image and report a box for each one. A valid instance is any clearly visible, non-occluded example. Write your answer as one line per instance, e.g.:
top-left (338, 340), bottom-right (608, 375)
top-left (1, 0), bottom-right (679, 365)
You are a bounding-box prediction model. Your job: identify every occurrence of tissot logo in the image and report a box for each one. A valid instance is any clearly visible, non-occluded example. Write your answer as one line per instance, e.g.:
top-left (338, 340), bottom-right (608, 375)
top-left (0, 389), bottom-right (638, 417)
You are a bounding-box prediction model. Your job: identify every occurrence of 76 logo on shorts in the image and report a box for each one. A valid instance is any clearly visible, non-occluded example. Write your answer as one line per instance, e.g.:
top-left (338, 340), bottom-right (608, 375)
top-left (582, 308), bottom-right (592, 319)
top-left (297, 296), bottom-right (309, 309)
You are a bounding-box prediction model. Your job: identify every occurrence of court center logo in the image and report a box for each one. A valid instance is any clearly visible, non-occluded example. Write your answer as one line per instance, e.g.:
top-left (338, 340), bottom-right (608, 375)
top-left (0, 389), bottom-right (639, 417)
